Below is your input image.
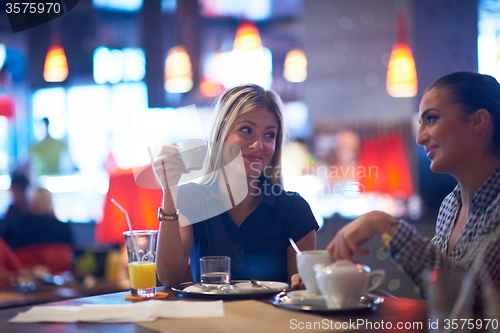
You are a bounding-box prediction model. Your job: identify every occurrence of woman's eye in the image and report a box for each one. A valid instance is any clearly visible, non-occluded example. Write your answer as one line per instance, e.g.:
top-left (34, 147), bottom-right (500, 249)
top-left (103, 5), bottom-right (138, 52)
top-left (265, 132), bottom-right (277, 139)
top-left (239, 127), bottom-right (251, 134)
top-left (427, 115), bottom-right (438, 123)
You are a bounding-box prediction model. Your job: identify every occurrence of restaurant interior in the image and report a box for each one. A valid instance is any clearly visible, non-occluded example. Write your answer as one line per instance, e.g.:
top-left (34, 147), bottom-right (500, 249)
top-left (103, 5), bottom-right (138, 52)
top-left (0, 0), bottom-right (495, 309)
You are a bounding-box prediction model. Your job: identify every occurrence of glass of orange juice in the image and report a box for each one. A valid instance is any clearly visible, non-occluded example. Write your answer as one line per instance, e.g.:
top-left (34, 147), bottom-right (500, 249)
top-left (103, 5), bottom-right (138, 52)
top-left (123, 230), bottom-right (158, 297)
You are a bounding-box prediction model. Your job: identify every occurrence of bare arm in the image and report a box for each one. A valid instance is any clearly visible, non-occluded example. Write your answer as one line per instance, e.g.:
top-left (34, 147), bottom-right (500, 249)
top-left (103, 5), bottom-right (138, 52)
top-left (156, 209), bottom-right (193, 287)
top-left (153, 145), bottom-right (194, 287)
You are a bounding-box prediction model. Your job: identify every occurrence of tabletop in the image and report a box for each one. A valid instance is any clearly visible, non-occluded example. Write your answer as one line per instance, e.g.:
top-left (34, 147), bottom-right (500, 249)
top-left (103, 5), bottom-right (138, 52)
top-left (0, 288), bottom-right (429, 333)
top-left (0, 281), bottom-right (128, 310)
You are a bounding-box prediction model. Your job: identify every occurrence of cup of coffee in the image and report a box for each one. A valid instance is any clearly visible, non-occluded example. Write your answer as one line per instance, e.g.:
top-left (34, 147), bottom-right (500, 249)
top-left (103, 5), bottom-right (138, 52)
top-left (177, 139), bottom-right (208, 171)
top-left (296, 250), bottom-right (332, 294)
top-left (314, 260), bottom-right (385, 309)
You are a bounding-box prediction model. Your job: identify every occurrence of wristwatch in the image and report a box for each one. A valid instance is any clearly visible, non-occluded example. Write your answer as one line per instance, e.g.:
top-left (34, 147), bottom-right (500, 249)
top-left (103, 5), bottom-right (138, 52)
top-left (158, 207), bottom-right (179, 221)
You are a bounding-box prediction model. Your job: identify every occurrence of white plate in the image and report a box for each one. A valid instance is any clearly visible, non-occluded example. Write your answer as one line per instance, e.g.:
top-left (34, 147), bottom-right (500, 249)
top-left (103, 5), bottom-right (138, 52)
top-left (172, 280), bottom-right (290, 299)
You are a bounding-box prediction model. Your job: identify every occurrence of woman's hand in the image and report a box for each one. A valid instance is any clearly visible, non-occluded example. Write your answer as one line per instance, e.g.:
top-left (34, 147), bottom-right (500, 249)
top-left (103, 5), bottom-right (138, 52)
top-left (290, 273), bottom-right (305, 290)
top-left (326, 211), bottom-right (397, 262)
top-left (152, 144), bottom-right (189, 191)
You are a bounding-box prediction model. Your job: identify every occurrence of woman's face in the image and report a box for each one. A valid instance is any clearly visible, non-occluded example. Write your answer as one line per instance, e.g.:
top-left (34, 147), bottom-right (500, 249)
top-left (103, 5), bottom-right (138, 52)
top-left (224, 107), bottom-right (279, 179)
top-left (416, 87), bottom-right (475, 174)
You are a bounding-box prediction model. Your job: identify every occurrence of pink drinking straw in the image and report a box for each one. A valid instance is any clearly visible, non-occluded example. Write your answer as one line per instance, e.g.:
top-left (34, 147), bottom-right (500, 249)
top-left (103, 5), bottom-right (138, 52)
top-left (111, 198), bottom-right (140, 261)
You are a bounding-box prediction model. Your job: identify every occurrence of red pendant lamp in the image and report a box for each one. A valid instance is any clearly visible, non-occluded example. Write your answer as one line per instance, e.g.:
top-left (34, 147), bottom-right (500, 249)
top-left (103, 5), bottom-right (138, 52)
top-left (386, 12), bottom-right (417, 98)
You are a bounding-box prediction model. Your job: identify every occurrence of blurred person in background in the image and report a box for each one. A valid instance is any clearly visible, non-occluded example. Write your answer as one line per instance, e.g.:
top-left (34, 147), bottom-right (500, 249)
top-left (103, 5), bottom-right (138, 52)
top-left (7, 187), bottom-right (74, 249)
top-left (0, 170), bottom-right (29, 238)
top-left (29, 117), bottom-right (75, 179)
top-left (4, 187), bottom-right (73, 275)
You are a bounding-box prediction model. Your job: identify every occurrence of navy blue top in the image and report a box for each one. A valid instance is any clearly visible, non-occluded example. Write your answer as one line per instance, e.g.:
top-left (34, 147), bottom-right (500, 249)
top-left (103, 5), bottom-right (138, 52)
top-left (177, 178), bottom-right (319, 283)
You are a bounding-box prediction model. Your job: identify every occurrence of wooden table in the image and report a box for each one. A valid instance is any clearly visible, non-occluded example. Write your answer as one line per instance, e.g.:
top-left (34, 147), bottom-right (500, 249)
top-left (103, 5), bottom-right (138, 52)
top-left (0, 288), bottom-right (429, 333)
top-left (0, 281), bottom-right (128, 310)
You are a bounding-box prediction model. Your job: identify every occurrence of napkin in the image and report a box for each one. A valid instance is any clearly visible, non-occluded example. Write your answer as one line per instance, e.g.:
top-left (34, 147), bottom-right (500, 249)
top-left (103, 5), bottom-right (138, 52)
top-left (9, 300), bottom-right (224, 323)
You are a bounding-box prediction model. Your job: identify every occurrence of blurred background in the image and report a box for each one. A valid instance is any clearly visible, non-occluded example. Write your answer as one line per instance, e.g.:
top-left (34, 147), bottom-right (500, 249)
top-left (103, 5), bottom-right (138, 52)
top-left (0, 0), bottom-right (497, 298)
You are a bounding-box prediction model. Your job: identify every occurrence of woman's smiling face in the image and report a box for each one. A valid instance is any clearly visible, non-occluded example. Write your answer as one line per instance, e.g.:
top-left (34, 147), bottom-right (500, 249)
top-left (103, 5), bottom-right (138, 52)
top-left (223, 107), bottom-right (279, 179)
top-left (416, 87), bottom-right (475, 174)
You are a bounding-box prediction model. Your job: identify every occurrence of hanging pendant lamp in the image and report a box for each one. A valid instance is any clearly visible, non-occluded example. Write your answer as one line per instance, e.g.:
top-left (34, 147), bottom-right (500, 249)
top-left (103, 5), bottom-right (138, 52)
top-left (233, 21), bottom-right (262, 51)
top-left (164, 46), bottom-right (193, 93)
top-left (43, 41), bottom-right (68, 83)
top-left (386, 12), bottom-right (417, 98)
top-left (284, 48), bottom-right (308, 83)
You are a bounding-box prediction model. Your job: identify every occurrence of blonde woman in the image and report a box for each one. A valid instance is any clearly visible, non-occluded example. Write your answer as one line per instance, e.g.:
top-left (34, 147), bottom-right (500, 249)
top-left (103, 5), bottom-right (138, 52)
top-left (153, 84), bottom-right (318, 287)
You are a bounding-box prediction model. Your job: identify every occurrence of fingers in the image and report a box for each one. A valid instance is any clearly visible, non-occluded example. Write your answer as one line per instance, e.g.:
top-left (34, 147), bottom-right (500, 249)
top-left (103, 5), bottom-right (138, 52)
top-left (290, 273), bottom-right (305, 290)
top-left (152, 145), bottom-right (189, 189)
top-left (327, 230), bottom-right (370, 263)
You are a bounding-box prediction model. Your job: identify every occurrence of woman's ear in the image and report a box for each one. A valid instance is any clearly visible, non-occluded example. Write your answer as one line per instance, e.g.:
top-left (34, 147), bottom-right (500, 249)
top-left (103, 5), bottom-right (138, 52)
top-left (469, 109), bottom-right (491, 135)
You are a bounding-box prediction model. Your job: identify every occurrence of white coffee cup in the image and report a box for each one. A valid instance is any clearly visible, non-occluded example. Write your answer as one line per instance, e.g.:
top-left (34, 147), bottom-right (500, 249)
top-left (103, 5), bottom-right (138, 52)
top-left (314, 260), bottom-right (385, 309)
top-left (177, 139), bottom-right (208, 171)
top-left (296, 250), bottom-right (332, 294)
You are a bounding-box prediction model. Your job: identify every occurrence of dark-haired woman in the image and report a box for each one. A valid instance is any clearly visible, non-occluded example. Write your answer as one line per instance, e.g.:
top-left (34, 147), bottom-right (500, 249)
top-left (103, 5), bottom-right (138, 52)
top-left (325, 71), bottom-right (500, 300)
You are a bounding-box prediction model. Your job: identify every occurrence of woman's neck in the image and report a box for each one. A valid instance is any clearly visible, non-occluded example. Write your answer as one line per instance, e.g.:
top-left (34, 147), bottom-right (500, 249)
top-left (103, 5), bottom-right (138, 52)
top-left (456, 155), bottom-right (500, 208)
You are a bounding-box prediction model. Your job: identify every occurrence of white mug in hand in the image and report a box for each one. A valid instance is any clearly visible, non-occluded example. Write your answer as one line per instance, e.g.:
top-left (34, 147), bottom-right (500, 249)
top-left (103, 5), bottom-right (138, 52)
top-left (177, 139), bottom-right (208, 171)
top-left (314, 260), bottom-right (385, 309)
top-left (296, 250), bottom-right (332, 294)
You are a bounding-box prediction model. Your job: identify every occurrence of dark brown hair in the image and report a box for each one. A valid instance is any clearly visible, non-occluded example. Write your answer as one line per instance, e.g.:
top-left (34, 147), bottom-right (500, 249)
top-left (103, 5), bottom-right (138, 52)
top-left (429, 71), bottom-right (500, 155)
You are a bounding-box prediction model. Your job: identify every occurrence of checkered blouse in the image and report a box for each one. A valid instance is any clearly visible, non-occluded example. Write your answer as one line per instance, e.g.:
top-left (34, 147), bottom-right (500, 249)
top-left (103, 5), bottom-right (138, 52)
top-left (389, 166), bottom-right (500, 300)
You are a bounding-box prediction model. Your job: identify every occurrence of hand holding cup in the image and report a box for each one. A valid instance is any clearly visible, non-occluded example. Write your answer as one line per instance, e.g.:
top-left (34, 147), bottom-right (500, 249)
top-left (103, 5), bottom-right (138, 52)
top-left (152, 140), bottom-right (208, 190)
top-left (152, 144), bottom-right (190, 190)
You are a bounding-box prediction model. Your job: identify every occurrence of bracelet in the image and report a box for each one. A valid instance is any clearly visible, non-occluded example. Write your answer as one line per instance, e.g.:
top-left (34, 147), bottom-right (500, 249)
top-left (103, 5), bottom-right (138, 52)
top-left (381, 222), bottom-right (399, 251)
top-left (158, 207), bottom-right (179, 221)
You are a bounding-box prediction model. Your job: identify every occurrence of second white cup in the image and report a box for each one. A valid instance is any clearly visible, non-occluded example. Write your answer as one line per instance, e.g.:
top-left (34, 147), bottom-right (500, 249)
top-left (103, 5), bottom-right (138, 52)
top-left (314, 260), bottom-right (385, 309)
top-left (296, 250), bottom-right (332, 294)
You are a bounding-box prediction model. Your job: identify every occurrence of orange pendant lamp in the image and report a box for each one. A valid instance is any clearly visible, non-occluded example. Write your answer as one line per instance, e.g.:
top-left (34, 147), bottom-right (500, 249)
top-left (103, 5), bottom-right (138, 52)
top-left (284, 48), bottom-right (308, 83)
top-left (233, 21), bottom-right (262, 51)
top-left (43, 41), bottom-right (68, 83)
top-left (164, 46), bottom-right (193, 93)
top-left (386, 12), bottom-right (417, 98)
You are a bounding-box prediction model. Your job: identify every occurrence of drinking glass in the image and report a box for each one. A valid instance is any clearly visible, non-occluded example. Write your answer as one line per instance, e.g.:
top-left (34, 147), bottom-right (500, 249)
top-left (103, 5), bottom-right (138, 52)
top-left (200, 256), bottom-right (230, 293)
top-left (123, 230), bottom-right (158, 297)
top-left (423, 268), bottom-right (473, 333)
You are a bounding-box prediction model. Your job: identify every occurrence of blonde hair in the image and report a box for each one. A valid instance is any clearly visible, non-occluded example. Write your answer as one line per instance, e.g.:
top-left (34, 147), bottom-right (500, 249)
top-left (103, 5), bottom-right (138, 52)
top-left (201, 84), bottom-right (286, 187)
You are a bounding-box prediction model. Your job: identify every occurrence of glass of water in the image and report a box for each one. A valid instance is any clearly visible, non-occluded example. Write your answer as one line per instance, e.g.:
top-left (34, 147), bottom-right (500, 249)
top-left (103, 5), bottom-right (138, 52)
top-left (200, 256), bottom-right (231, 293)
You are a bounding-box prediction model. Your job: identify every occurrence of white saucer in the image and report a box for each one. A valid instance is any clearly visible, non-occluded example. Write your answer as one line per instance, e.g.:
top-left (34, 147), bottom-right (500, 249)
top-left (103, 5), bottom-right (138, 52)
top-left (272, 291), bottom-right (384, 312)
top-left (286, 290), bottom-right (327, 307)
